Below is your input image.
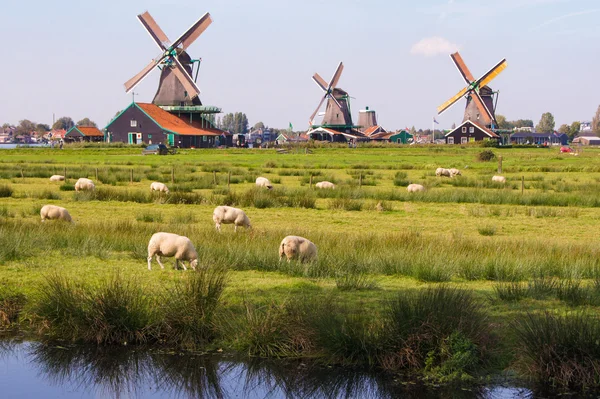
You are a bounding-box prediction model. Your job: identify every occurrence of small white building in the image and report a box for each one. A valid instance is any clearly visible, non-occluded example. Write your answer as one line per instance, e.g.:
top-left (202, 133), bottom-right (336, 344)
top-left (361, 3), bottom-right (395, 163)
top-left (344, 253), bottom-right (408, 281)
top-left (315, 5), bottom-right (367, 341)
top-left (580, 121), bottom-right (592, 132)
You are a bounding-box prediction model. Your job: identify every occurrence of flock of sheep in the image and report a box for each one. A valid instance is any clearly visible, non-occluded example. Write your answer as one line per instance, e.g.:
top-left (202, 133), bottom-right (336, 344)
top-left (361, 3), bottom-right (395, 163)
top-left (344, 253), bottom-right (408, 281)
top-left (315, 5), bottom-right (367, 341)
top-left (41, 175), bottom-right (320, 271)
top-left (40, 169), bottom-right (508, 270)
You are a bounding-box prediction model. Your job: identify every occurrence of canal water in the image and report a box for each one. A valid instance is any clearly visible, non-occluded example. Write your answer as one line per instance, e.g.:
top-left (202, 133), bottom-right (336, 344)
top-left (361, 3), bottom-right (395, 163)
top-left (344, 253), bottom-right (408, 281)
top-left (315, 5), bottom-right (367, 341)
top-left (0, 341), bottom-right (535, 398)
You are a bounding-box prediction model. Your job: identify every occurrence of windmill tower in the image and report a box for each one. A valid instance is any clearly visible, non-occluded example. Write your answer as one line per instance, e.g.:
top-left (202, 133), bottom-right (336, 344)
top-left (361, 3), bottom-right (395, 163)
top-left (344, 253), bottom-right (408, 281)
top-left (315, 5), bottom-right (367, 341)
top-left (309, 62), bottom-right (356, 130)
top-left (437, 52), bottom-right (507, 128)
top-left (123, 10), bottom-right (222, 132)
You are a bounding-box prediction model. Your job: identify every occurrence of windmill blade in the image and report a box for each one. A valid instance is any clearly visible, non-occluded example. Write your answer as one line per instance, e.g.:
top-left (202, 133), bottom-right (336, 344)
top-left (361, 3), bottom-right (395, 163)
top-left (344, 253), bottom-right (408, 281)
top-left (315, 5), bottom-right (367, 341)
top-left (471, 91), bottom-right (494, 122)
top-left (476, 59), bottom-right (507, 89)
top-left (450, 52), bottom-right (474, 84)
top-left (124, 58), bottom-right (161, 93)
top-left (171, 12), bottom-right (213, 50)
top-left (328, 92), bottom-right (343, 112)
top-left (312, 73), bottom-right (328, 92)
top-left (138, 11), bottom-right (170, 50)
top-left (437, 86), bottom-right (469, 115)
top-left (309, 95), bottom-right (327, 126)
top-left (328, 61), bottom-right (344, 90)
top-left (171, 56), bottom-right (201, 98)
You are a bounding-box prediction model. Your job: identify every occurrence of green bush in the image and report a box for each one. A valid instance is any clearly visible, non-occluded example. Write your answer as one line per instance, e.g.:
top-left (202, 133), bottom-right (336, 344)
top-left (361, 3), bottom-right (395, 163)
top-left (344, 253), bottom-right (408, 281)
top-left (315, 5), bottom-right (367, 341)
top-left (477, 150), bottom-right (496, 162)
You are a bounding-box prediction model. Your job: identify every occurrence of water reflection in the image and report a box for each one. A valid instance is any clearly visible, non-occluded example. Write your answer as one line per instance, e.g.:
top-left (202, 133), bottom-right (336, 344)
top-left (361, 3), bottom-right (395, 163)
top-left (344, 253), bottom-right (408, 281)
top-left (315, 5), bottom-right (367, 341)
top-left (0, 341), bottom-right (537, 398)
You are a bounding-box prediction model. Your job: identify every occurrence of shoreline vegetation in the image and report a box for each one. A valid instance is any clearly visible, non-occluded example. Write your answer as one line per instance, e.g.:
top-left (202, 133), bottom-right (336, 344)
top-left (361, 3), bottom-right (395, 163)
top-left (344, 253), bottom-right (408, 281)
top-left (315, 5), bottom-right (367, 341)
top-left (1, 145), bottom-right (600, 394)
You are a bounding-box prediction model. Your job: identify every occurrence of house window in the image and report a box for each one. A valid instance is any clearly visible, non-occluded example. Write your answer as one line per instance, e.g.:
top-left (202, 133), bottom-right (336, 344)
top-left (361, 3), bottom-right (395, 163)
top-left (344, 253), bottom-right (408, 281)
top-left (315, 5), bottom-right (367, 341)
top-left (130, 119), bottom-right (137, 127)
top-left (469, 127), bottom-right (475, 133)
top-left (203, 136), bottom-right (207, 142)
top-left (461, 127), bottom-right (467, 133)
top-left (461, 137), bottom-right (468, 144)
top-left (147, 134), bottom-right (152, 139)
top-left (448, 137), bottom-right (454, 144)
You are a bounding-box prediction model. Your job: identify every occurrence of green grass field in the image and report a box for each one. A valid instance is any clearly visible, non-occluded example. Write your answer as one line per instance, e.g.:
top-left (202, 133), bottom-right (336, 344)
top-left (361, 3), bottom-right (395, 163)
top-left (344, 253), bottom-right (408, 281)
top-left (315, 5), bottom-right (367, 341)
top-left (1, 144), bottom-right (600, 391)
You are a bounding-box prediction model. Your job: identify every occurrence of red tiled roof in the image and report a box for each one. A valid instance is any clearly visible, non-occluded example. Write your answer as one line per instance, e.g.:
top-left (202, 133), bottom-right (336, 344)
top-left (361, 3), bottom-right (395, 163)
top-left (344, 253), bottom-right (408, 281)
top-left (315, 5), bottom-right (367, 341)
top-left (137, 103), bottom-right (224, 136)
top-left (76, 126), bottom-right (104, 137)
top-left (363, 125), bottom-right (386, 136)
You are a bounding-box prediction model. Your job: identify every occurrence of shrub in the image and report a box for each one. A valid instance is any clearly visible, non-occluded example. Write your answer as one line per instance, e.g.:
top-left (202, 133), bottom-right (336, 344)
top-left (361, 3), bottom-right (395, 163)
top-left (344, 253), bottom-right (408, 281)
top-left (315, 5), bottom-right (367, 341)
top-left (59, 183), bottom-right (75, 191)
top-left (0, 185), bottom-right (13, 198)
top-left (477, 225), bottom-right (497, 236)
top-left (393, 171), bottom-right (409, 187)
top-left (477, 150), bottom-right (496, 162)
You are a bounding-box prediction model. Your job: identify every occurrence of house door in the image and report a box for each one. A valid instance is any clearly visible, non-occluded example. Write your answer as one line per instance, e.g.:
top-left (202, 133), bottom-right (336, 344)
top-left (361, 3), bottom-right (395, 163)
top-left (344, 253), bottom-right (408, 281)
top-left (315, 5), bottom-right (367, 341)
top-left (167, 134), bottom-right (175, 147)
top-left (461, 137), bottom-right (468, 144)
top-left (128, 133), bottom-right (135, 144)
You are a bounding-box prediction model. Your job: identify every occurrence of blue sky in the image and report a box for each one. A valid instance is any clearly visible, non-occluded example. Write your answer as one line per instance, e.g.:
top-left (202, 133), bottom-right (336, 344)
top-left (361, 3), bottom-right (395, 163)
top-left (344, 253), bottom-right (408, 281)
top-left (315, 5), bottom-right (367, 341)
top-left (1, 0), bottom-right (598, 131)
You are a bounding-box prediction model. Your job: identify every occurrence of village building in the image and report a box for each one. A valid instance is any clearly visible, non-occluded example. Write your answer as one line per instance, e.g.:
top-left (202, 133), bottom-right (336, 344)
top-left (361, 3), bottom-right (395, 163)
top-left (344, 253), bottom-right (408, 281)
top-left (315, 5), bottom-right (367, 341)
top-left (572, 135), bottom-right (600, 145)
top-left (65, 126), bottom-right (105, 142)
top-left (445, 120), bottom-right (499, 144)
top-left (510, 132), bottom-right (568, 146)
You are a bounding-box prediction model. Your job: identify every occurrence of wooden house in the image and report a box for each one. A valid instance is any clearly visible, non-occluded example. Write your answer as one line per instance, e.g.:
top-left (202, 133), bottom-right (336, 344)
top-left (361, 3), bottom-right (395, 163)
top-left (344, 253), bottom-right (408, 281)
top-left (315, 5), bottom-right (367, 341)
top-left (65, 126), bottom-right (105, 142)
top-left (103, 102), bottom-right (230, 148)
top-left (445, 120), bottom-right (499, 144)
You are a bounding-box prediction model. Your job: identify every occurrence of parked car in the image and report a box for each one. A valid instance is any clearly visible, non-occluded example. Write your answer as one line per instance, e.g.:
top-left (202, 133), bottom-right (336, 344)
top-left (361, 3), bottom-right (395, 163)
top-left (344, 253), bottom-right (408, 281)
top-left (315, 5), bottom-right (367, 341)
top-left (142, 144), bottom-right (175, 155)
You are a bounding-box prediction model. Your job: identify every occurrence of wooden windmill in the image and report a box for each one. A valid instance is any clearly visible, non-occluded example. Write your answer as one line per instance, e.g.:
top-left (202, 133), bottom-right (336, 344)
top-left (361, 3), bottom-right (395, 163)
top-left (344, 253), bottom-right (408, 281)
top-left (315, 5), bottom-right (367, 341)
top-left (309, 62), bottom-right (354, 129)
top-left (124, 11), bottom-right (213, 106)
top-left (437, 52), bottom-right (507, 128)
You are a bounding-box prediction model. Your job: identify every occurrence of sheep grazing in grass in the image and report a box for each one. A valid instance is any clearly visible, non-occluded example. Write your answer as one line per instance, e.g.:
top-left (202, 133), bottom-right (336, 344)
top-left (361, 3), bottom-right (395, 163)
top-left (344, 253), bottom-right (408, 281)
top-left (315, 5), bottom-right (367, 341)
top-left (492, 175), bottom-right (506, 183)
top-left (279, 236), bottom-right (318, 263)
top-left (256, 176), bottom-right (273, 190)
top-left (74, 178), bottom-right (95, 192)
top-left (147, 232), bottom-right (198, 271)
top-left (435, 168), bottom-right (452, 177)
top-left (315, 181), bottom-right (335, 189)
top-left (407, 184), bottom-right (425, 193)
top-left (150, 182), bottom-right (169, 194)
top-left (49, 175), bottom-right (65, 182)
top-left (40, 204), bottom-right (73, 223)
top-left (449, 168), bottom-right (461, 177)
top-left (212, 205), bottom-right (251, 232)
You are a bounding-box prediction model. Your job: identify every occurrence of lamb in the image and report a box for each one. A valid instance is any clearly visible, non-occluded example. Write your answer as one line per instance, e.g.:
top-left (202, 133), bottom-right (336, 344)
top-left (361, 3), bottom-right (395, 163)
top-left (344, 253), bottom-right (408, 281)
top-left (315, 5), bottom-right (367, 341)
top-left (449, 168), bottom-right (461, 177)
top-left (407, 183), bottom-right (425, 193)
top-left (147, 232), bottom-right (198, 271)
top-left (492, 175), bottom-right (506, 183)
top-left (315, 181), bottom-right (335, 189)
top-left (49, 175), bottom-right (65, 182)
top-left (74, 178), bottom-right (95, 192)
top-left (279, 236), bottom-right (318, 263)
top-left (212, 205), bottom-right (251, 232)
top-left (435, 168), bottom-right (452, 177)
top-left (40, 204), bottom-right (73, 223)
top-left (256, 177), bottom-right (273, 189)
top-left (150, 182), bottom-right (169, 194)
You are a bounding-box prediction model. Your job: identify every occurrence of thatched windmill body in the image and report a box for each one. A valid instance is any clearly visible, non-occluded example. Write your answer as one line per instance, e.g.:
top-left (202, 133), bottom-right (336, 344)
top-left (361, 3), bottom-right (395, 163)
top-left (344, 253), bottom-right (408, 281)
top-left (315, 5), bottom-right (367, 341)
top-left (309, 62), bottom-right (356, 130)
top-left (437, 52), bottom-right (507, 128)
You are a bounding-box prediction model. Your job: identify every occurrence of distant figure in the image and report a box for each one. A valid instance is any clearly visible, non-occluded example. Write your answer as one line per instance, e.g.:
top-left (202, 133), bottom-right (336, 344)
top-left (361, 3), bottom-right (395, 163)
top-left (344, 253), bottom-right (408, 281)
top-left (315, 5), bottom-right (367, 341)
top-left (50, 141), bottom-right (54, 149)
top-left (59, 140), bottom-right (63, 150)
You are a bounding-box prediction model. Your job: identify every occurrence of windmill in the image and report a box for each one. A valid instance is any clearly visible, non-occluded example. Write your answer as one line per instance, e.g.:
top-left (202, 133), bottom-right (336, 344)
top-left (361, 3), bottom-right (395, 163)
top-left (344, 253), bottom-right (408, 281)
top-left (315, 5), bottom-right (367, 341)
top-left (437, 52), bottom-right (507, 128)
top-left (309, 62), bottom-right (354, 129)
top-left (124, 11), bottom-right (213, 106)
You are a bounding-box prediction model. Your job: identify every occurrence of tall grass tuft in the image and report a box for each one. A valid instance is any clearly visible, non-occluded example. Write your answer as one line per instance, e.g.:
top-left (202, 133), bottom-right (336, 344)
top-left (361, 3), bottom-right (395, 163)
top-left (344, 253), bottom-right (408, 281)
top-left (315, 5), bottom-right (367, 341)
top-left (0, 185), bottom-right (13, 197)
top-left (335, 270), bottom-right (380, 291)
top-left (555, 279), bottom-right (590, 307)
top-left (0, 286), bottom-right (26, 329)
top-left (514, 311), bottom-right (600, 391)
top-left (329, 198), bottom-right (363, 211)
top-left (494, 281), bottom-right (529, 301)
top-left (136, 212), bottom-right (163, 223)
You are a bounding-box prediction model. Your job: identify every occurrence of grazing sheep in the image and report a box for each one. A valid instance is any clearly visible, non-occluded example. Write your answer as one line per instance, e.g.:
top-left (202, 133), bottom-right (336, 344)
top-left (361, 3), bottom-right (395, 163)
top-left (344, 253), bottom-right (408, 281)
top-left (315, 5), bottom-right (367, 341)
top-left (147, 232), bottom-right (198, 271)
top-left (436, 168), bottom-right (452, 177)
top-left (492, 175), bottom-right (506, 183)
top-left (49, 175), bottom-right (65, 182)
top-left (40, 204), bottom-right (73, 223)
top-left (150, 182), bottom-right (169, 194)
top-left (74, 178), bottom-right (95, 192)
top-left (256, 177), bottom-right (273, 190)
top-left (449, 168), bottom-right (461, 177)
top-left (212, 205), bottom-right (251, 232)
top-left (315, 181), bottom-right (335, 189)
top-left (407, 183), bottom-right (425, 193)
top-left (279, 236), bottom-right (318, 263)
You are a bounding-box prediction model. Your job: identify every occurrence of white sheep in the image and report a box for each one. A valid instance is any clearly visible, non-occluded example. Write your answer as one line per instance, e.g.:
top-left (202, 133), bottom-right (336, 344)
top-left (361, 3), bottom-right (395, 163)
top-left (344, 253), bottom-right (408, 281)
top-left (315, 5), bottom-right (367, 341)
top-left (49, 175), bottom-right (65, 182)
top-left (492, 175), bottom-right (506, 183)
top-left (449, 168), bottom-right (461, 177)
top-left (279, 236), bottom-right (318, 263)
top-left (435, 168), bottom-right (452, 177)
top-left (150, 181), bottom-right (169, 194)
top-left (315, 181), bottom-right (335, 189)
top-left (40, 204), bottom-right (73, 223)
top-left (407, 184), bottom-right (425, 193)
top-left (212, 206), bottom-right (251, 232)
top-left (75, 178), bottom-right (95, 192)
top-left (147, 232), bottom-right (198, 271)
top-left (256, 177), bottom-right (273, 190)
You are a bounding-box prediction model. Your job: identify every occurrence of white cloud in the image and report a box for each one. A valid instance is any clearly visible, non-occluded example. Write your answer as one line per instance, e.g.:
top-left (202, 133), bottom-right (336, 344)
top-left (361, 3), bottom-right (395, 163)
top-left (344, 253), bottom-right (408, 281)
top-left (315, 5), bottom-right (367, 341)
top-left (410, 37), bottom-right (459, 57)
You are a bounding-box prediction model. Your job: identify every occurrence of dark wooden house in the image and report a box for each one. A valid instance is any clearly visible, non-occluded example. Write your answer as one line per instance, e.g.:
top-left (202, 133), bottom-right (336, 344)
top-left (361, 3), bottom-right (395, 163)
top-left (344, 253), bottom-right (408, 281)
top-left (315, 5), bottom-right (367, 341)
top-left (65, 126), bottom-right (105, 142)
top-left (307, 127), bottom-right (367, 143)
top-left (445, 120), bottom-right (499, 144)
top-left (103, 102), bottom-right (230, 148)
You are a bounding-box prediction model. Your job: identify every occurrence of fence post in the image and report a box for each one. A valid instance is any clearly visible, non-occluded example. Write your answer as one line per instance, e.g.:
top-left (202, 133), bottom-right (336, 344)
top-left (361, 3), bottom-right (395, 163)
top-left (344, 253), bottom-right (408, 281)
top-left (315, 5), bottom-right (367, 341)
top-left (521, 176), bottom-right (524, 195)
top-left (64, 166), bottom-right (67, 181)
top-left (213, 170), bottom-right (217, 185)
top-left (130, 169), bottom-right (133, 184)
top-left (20, 168), bottom-right (24, 179)
top-left (498, 155), bottom-right (503, 174)
top-left (228, 171), bottom-right (231, 188)
top-left (95, 168), bottom-right (98, 181)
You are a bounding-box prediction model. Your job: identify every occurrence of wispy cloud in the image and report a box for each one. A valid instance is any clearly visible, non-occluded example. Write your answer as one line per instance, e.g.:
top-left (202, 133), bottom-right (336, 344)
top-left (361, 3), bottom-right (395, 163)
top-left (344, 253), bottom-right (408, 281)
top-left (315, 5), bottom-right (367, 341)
top-left (529, 9), bottom-right (600, 31)
top-left (410, 37), bottom-right (459, 57)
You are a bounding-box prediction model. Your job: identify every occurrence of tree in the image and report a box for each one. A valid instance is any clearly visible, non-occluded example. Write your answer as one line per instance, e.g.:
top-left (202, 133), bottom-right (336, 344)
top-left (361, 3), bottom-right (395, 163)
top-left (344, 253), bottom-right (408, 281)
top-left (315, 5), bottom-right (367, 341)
top-left (535, 112), bottom-right (555, 133)
top-left (558, 124), bottom-right (569, 134)
top-left (513, 119), bottom-right (534, 128)
top-left (409, 126), bottom-right (417, 135)
top-left (451, 122), bottom-right (456, 130)
top-left (15, 119), bottom-right (37, 136)
top-left (496, 114), bottom-right (514, 130)
top-left (592, 105), bottom-right (600, 134)
top-left (76, 117), bottom-right (97, 127)
top-left (52, 116), bottom-right (74, 131)
top-left (221, 112), bottom-right (248, 134)
top-left (568, 121), bottom-right (581, 140)
top-left (253, 121), bottom-right (265, 130)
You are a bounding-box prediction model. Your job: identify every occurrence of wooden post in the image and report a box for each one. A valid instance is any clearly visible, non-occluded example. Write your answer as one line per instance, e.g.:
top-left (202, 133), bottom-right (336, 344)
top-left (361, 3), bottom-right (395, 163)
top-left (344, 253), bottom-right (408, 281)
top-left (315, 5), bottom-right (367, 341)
top-left (228, 171), bottom-right (231, 188)
top-left (130, 169), bottom-right (133, 184)
top-left (521, 176), bottom-right (524, 195)
top-left (305, 147), bottom-right (308, 155)
top-left (171, 166), bottom-right (174, 183)
top-left (95, 168), bottom-right (98, 181)
top-left (309, 175), bottom-right (313, 188)
top-left (213, 170), bottom-right (217, 185)
top-left (20, 168), bottom-right (24, 179)
top-left (359, 173), bottom-right (362, 188)
top-left (498, 156), bottom-right (503, 174)
top-left (63, 166), bottom-right (67, 181)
